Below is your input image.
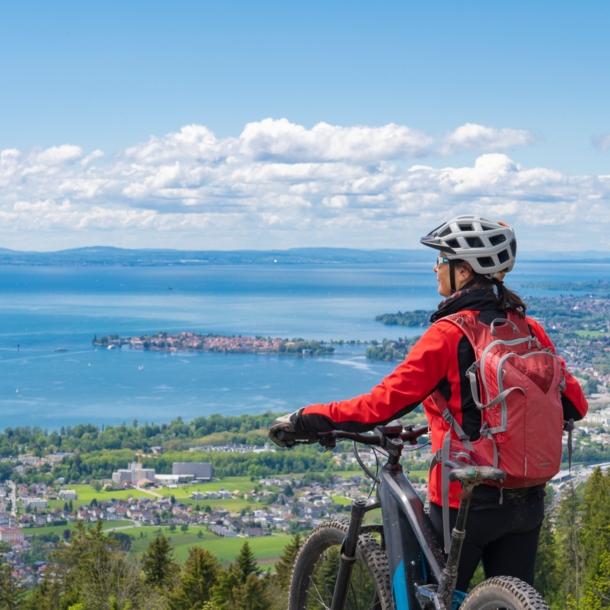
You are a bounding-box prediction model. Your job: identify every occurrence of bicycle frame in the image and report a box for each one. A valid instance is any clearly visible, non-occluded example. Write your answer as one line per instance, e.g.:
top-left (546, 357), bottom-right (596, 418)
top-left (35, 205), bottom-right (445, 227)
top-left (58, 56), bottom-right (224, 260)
top-left (331, 450), bottom-right (469, 610)
top-left (278, 423), bottom-right (497, 610)
top-left (379, 462), bottom-right (446, 609)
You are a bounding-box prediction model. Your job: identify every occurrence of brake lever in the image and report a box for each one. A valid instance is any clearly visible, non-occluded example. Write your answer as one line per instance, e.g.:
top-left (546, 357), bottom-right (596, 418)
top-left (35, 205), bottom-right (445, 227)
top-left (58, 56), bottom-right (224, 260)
top-left (318, 434), bottom-right (337, 450)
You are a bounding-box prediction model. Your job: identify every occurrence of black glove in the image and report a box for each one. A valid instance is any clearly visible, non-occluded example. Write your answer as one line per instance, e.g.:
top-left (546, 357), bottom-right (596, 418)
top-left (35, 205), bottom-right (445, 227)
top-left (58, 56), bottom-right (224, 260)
top-left (269, 409), bottom-right (304, 447)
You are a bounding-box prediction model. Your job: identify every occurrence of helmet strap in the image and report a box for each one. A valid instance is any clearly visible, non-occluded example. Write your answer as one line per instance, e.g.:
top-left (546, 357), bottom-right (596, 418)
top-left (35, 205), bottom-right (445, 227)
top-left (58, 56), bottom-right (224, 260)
top-left (449, 260), bottom-right (457, 294)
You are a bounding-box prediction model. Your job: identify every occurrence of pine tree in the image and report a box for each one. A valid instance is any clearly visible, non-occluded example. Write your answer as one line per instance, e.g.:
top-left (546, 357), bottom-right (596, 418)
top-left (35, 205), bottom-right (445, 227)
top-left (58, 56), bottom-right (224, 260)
top-left (534, 513), bottom-right (560, 606)
top-left (0, 562), bottom-right (28, 609)
top-left (211, 563), bottom-right (242, 609)
top-left (168, 547), bottom-right (220, 610)
top-left (555, 481), bottom-right (584, 606)
top-left (567, 550), bottom-right (610, 610)
top-left (24, 569), bottom-right (67, 610)
top-left (236, 541), bottom-right (260, 583)
top-left (143, 535), bottom-right (178, 589)
top-left (234, 573), bottom-right (271, 610)
top-left (273, 534), bottom-right (302, 590)
top-left (580, 468), bottom-right (610, 583)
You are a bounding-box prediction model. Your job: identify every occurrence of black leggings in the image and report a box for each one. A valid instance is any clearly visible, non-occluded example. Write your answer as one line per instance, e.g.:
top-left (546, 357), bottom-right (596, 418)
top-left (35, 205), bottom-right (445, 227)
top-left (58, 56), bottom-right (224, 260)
top-left (429, 494), bottom-right (545, 593)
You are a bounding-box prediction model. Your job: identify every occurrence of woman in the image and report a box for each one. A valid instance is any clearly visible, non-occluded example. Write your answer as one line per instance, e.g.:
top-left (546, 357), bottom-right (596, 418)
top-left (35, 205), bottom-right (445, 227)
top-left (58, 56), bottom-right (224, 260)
top-left (269, 215), bottom-right (587, 592)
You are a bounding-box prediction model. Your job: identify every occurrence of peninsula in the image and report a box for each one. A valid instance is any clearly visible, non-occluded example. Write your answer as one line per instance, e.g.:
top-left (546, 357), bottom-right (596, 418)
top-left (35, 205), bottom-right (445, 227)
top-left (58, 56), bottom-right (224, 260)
top-left (92, 332), bottom-right (334, 356)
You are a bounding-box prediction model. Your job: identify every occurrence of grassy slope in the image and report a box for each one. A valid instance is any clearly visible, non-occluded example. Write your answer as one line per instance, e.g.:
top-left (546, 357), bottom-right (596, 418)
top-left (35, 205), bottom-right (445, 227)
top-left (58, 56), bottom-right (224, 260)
top-left (27, 520), bottom-right (133, 536)
top-left (128, 526), bottom-right (292, 565)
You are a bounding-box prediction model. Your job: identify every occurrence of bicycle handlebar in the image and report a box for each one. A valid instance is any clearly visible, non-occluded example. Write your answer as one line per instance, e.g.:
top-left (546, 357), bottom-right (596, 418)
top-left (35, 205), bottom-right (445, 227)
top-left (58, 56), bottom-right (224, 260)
top-left (277, 423), bottom-right (429, 447)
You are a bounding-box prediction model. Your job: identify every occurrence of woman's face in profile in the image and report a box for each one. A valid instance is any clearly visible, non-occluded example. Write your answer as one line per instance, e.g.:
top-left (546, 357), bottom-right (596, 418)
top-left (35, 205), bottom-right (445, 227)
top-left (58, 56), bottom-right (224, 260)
top-left (433, 260), bottom-right (451, 297)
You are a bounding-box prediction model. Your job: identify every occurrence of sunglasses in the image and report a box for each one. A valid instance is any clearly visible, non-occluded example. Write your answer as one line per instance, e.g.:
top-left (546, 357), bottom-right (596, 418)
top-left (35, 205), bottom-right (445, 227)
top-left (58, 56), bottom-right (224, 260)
top-left (436, 256), bottom-right (450, 266)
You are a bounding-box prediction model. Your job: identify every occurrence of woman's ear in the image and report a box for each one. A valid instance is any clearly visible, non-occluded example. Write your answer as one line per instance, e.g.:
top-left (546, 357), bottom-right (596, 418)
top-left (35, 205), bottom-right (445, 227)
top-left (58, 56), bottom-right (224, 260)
top-left (459, 262), bottom-right (474, 280)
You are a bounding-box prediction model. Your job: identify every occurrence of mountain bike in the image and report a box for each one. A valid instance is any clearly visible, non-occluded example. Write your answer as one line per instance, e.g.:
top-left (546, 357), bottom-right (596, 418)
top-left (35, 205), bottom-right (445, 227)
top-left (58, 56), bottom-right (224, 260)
top-left (278, 421), bottom-right (550, 610)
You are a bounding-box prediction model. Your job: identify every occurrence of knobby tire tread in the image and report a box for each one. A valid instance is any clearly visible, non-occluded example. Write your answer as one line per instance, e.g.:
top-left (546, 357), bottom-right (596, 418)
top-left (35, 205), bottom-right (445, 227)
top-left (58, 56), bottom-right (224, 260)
top-left (289, 519), bottom-right (392, 610)
top-left (460, 576), bottom-right (550, 610)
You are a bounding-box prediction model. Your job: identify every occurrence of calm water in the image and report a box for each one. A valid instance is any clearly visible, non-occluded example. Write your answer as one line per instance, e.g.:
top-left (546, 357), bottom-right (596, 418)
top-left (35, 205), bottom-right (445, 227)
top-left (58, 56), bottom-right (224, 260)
top-left (0, 262), bottom-right (607, 431)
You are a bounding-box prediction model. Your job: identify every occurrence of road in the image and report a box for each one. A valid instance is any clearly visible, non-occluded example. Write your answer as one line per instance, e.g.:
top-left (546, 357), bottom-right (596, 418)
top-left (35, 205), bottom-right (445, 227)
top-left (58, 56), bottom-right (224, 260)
top-left (135, 486), bottom-right (163, 498)
top-left (7, 480), bottom-right (17, 517)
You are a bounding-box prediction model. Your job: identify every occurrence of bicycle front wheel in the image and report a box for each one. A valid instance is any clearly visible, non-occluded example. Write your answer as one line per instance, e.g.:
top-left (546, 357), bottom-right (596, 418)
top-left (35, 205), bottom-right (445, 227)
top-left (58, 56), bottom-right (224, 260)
top-left (289, 519), bottom-right (392, 610)
top-left (460, 576), bottom-right (550, 610)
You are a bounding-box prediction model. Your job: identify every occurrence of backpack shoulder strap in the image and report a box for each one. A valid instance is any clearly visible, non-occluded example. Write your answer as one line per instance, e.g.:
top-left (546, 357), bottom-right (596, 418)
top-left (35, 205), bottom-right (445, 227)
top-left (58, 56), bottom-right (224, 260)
top-left (434, 312), bottom-right (489, 409)
top-left (428, 384), bottom-right (475, 553)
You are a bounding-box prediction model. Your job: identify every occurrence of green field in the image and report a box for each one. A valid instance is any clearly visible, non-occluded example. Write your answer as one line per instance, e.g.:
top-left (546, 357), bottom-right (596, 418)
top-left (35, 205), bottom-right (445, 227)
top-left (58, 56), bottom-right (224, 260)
top-left (155, 476), bottom-right (258, 496)
top-left (330, 495), bottom-right (352, 505)
top-left (25, 521), bottom-right (293, 567)
top-left (50, 470), bottom-right (428, 518)
top-left (405, 469), bottom-right (428, 482)
top-left (26, 520), bottom-right (134, 536)
top-left (574, 330), bottom-right (606, 338)
top-left (55, 477), bottom-right (259, 510)
top-left (49, 486), bottom-right (153, 510)
top-left (125, 525), bottom-right (292, 565)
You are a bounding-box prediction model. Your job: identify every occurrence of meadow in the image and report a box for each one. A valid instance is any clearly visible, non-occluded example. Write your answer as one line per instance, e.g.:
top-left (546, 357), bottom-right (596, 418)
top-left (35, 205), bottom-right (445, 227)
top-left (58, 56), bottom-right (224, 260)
top-left (28, 520), bottom-right (134, 536)
top-left (126, 526), bottom-right (292, 565)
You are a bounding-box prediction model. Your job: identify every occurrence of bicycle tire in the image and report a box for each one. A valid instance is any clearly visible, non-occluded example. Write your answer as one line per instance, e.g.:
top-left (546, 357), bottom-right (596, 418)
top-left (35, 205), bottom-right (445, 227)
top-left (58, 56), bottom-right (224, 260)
top-left (460, 576), bottom-right (550, 610)
top-left (289, 519), bottom-right (392, 610)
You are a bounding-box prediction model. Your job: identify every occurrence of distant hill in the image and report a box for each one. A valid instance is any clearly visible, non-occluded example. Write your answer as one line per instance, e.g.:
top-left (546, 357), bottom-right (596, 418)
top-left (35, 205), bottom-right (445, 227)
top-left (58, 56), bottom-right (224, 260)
top-left (0, 246), bottom-right (608, 266)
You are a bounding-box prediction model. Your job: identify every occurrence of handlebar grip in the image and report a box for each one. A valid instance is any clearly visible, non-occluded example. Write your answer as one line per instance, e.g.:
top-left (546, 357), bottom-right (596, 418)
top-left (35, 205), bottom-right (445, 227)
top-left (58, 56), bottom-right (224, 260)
top-left (277, 430), bottom-right (319, 443)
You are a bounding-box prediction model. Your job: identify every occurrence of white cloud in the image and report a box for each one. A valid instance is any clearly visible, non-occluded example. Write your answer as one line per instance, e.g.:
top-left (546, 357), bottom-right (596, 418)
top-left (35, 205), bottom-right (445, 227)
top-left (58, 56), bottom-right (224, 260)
top-left (0, 120), bottom-right (608, 250)
top-left (237, 118), bottom-right (436, 163)
top-left (440, 123), bottom-right (535, 156)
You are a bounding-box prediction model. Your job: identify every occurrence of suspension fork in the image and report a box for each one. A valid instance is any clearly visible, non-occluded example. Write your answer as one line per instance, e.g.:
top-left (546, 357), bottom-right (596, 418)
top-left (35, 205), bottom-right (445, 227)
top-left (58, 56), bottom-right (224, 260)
top-left (331, 497), bottom-right (381, 610)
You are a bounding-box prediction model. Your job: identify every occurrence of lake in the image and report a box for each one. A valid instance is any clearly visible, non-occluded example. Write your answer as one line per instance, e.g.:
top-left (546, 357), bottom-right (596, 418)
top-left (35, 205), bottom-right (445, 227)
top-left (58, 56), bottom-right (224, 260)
top-left (0, 262), bottom-right (607, 431)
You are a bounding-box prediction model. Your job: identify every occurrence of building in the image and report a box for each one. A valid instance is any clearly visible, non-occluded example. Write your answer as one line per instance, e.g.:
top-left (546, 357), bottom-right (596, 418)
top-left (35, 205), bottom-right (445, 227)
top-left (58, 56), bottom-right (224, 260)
top-left (0, 526), bottom-right (24, 543)
top-left (172, 462), bottom-right (212, 480)
top-left (59, 489), bottom-right (78, 500)
top-left (112, 462), bottom-right (156, 485)
top-left (210, 524), bottom-right (236, 538)
top-left (155, 474), bottom-right (194, 485)
top-left (22, 498), bottom-right (48, 509)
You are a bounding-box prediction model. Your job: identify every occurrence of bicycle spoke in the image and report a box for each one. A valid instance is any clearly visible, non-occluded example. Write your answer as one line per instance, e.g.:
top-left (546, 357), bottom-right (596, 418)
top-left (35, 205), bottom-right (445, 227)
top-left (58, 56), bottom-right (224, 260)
top-left (349, 580), bottom-right (359, 610)
top-left (308, 576), bottom-right (331, 610)
top-left (290, 523), bottom-right (391, 610)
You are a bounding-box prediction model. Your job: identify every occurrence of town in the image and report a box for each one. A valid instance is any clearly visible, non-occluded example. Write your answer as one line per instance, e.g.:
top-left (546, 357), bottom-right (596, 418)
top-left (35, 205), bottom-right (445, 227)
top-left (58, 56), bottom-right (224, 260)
top-left (2, 416), bottom-right (610, 586)
top-left (0, 448), bottom-right (426, 585)
top-left (92, 332), bottom-right (335, 356)
top-left (371, 294), bottom-right (610, 399)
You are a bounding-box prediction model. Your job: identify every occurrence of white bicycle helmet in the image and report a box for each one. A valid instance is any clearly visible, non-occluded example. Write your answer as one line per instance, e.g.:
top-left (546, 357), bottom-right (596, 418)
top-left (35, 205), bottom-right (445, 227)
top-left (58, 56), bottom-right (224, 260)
top-left (420, 215), bottom-right (517, 278)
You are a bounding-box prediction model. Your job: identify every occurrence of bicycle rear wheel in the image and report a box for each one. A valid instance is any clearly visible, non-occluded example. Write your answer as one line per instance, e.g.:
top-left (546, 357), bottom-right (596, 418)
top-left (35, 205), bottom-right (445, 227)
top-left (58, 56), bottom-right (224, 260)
top-left (289, 519), bottom-right (392, 610)
top-left (460, 576), bottom-right (550, 610)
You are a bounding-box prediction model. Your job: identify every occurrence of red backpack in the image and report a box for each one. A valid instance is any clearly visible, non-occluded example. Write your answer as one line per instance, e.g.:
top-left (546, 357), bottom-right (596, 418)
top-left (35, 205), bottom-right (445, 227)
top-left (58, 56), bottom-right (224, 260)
top-left (429, 311), bottom-right (565, 552)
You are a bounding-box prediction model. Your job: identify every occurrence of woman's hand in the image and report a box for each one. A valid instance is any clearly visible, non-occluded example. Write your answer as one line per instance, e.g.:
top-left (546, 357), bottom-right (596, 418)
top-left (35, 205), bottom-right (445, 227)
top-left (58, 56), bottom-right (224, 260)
top-left (269, 409), bottom-right (304, 447)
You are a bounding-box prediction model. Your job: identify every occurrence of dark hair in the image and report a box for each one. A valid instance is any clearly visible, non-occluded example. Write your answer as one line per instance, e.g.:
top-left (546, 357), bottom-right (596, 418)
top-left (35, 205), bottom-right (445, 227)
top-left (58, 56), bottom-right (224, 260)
top-left (455, 260), bottom-right (527, 316)
top-left (484, 276), bottom-right (527, 316)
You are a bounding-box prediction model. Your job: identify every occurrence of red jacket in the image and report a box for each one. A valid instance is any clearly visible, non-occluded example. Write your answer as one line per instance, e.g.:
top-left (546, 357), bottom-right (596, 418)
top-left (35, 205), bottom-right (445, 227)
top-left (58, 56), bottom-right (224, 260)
top-left (296, 310), bottom-right (588, 508)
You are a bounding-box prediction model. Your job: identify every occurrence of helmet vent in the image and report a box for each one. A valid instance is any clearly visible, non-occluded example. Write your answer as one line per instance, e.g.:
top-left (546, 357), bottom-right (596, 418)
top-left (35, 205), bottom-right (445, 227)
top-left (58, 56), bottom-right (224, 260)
top-left (458, 224), bottom-right (474, 232)
top-left (446, 239), bottom-right (460, 249)
top-left (439, 227), bottom-right (452, 237)
top-left (478, 257), bottom-right (495, 268)
top-left (466, 237), bottom-right (484, 248)
top-left (481, 225), bottom-right (494, 231)
top-left (498, 249), bottom-right (510, 264)
top-left (489, 234), bottom-right (507, 246)
top-left (510, 239), bottom-right (517, 256)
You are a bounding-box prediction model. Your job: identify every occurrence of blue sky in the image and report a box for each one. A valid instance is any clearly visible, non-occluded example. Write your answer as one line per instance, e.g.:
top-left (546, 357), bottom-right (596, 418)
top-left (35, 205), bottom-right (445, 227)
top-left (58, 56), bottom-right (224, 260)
top-left (0, 1), bottom-right (609, 250)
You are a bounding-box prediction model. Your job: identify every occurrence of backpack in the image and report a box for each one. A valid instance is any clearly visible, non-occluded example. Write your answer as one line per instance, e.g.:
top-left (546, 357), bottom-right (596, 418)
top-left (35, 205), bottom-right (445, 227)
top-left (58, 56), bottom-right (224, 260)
top-left (428, 310), bottom-right (565, 552)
